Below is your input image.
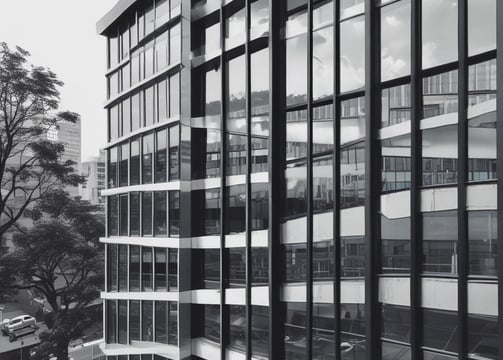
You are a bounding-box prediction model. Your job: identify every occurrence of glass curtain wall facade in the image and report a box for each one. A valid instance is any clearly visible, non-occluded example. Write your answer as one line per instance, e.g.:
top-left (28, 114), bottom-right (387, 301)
top-left (99, 0), bottom-right (503, 359)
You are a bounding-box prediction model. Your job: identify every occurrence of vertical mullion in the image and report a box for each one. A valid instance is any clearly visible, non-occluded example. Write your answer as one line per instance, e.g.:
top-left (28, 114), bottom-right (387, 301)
top-left (457, 0), bottom-right (469, 358)
top-left (306, 0), bottom-right (314, 359)
top-left (364, 1), bottom-right (381, 359)
top-left (333, 0), bottom-right (341, 358)
top-left (219, 3), bottom-right (228, 359)
top-left (410, 0), bottom-right (423, 359)
top-left (497, 0), bottom-right (503, 356)
top-left (245, 0), bottom-right (252, 359)
top-left (268, 0), bottom-right (284, 358)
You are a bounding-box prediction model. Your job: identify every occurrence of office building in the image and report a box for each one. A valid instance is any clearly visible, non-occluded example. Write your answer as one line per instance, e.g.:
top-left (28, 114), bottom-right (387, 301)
top-left (98, 0), bottom-right (503, 359)
top-left (81, 150), bottom-right (107, 205)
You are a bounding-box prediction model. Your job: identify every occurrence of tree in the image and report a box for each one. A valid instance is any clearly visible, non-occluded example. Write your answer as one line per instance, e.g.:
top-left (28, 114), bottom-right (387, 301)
top-left (5, 190), bottom-right (104, 360)
top-left (0, 42), bottom-right (83, 244)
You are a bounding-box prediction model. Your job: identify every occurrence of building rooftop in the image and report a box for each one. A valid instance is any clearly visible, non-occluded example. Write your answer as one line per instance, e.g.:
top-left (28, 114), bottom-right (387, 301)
top-left (96, 0), bottom-right (136, 35)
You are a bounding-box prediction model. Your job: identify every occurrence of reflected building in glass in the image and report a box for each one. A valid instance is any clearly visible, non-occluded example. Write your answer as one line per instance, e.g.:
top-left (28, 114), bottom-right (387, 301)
top-left (98, 0), bottom-right (502, 359)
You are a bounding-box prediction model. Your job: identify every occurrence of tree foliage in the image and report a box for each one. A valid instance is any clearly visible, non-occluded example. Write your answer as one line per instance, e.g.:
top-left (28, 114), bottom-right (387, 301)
top-left (0, 42), bottom-right (83, 243)
top-left (5, 190), bottom-right (104, 360)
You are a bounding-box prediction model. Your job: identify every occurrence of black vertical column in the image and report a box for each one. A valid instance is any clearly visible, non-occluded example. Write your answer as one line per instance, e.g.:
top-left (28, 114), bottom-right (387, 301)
top-left (268, 0), bottom-right (285, 358)
top-left (219, 4), bottom-right (229, 360)
top-left (306, 0), bottom-right (314, 359)
top-left (457, 0), bottom-right (469, 358)
top-left (496, 0), bottom-right (503, 356)
top-left (332, 1), bottom-right (341, 358)
top-left (364, 1), bottom-right (381, 359)
top-left (410, 1), bottom-right (423, 359)
top-left (244, 0), bottom-right (252, 358)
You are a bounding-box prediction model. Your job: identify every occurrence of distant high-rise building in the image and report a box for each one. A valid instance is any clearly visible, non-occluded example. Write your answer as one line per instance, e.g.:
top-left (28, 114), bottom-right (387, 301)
top-left (48, 116), bottom-right (82, 197)
top-left (80, 150), bottom-right (107, 205)
top-left (98, 0), bottom-right (502, 360)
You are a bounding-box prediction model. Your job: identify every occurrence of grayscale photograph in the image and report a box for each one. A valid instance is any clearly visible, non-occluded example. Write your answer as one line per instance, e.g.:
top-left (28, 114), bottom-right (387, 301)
top-left (0, 0), bottom-right (501, 360)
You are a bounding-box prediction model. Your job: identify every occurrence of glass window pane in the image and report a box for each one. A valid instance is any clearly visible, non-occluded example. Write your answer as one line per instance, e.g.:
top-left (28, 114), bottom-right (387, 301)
top-left (225, 4), bottom-right (246, 49)
top-left (227, 248), bottom-right (246, 287)
top-left (250, 0), bottom-right (269, 40)
top-left (169, 125), bottom-right (180, 180)
top-left (229, 305), bottom-right (246, 350)
top-left (423, 211), bottom-right (458, 274)
top-left (142, 300), bottom-right (154, 341)
top-left (252, 306), bottom-right (269, 357)
top-left (131, 139), bottom-right (141, 185)
top-left (286, 11), bottom-right (307, 107)
top-left (155, 129), bottom-right (167, 183)
top-left (155, 301), bottom-right (168, 343)
top-left (156, 0), bottom-right (170, 26)
top-left (225, 185), bottom-right (246, 234)
top-left (422, 0), bottom-right (458, 69)
top-left (129, 300), bottom-right (140, 341)
top-left (227, 133), bottom-right (246, 176)
top-left (423, 309), bottom-right (458, 353)
top-left (130, 192), bottom-right (141, 236)
top-left (108, 196), bottom-right (119, 236)
top-left (143, 134), bottom-right (154, 184)
top-left (108, 147), bottom-right (118, 188)
top-left (251, 183), bottom-right (268, 231)
top-left (155, 31), bottom-right (168, 71)
top-left (122, 98), bottom-right (131, 135)
top-left (313, 3), bottom-right (334, 101)
top-left (170, 72), bottom-right (180, 118)
top-left (468, 211), bottom-right (497, 276)
top-left (118, 300), bottom-right (127, 344)
top-left (142, 192), bottom-right (153, 236)
top-left (468, 0), bottom-right (496, 56)
top-left (108, 244), bottom-right (118, 291)
top-left (170, 24), bottom-right (181, 65)
top-left (119, 144), bottom-right (128, 187)
top-left (251, 48), bottom-right (270, 136)
top-left (422, 124), bottom-right (458, 186)
top-left (130, 246), bottom-right (141, 291)
top-left (158, 79), bottom-right (168, 121)
top-left (340, 15), bottom-right (365, 92)
top-left (226, 55), bottom-right (246, 133)
top-left (380, 0), bottom-right (411, 81)
top-left (119, 195), bottom-right (128, 236)
top-left (154, 192), bottom-right (167, 236)
top-left (142, 248), bottom-right (153, 291)
top-left (468, 314), bottom-right (498, 359)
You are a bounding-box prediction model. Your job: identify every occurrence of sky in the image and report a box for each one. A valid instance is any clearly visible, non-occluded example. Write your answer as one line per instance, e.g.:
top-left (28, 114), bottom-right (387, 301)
top-left (0, 0), bottom-right (118, 161)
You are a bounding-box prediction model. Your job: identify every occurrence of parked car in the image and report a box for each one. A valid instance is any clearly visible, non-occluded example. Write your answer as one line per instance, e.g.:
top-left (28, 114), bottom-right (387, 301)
top-left (1, 315), bottom-right (36, 334)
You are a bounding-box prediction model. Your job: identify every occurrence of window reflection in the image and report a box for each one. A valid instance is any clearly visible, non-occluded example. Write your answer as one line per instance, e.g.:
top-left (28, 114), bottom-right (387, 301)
top-left (468, 59), bottom-right (497, 107)
top-left (340, 97), bottom-right (365, 145)
top-left (381, 215), bottom-right (410, 273)
top-left (382, 305), bottom-right (410, 344)
top-left (286, 109), bottom-right (308, 161)
top-left (422, 125), bottom-right (458, 186)
top-left (422, 0), bottom-right (458, 69)
top-left (226, 55), bottom-right (246, 133)
top-left (193, 249), bottom-right (220, 289)
top-left (467, 314), bottom-right (498, 359)
top-left (468, 0), bottom-right (496, 56)
top-left (468, 211), bottom-right (497, 277)
top-left (341, 237), bottom-right (365, 277)
top-left (285, 161), bottom-right (307, 218)
top-left (423, 210), bottom-right (458, 274)
top-left (468, 110), bottom-right (496, 182)
top-left (340, 14), bottom-right (365, 93)
top-left (250, 0), bottom-right (269, 40)
top-left (251, 48), bottom-right (270, 136)
top-left (381, 84), bottom-right (410, 128)
top-left (340, 303), bottom-right (366, 358)
top-left (283, 243), bottom-right (307, 282)
top-left (422, 309), bottom-right (458, 354)
top-left (313, 155), bottom-right (334, 213)
top-left (192, 189), bottom-right (221, 236)
top-left (251, 247), bottom-right (269, 284)
top-left (252, 137), bottom-right (268, 173)
top-left (380, 0), bottom-right (411, 82)
top-left (381, 134), bottom-right (411, 192)
top-left (313, 104), bottom-right (334, 155)
top-left (227, 248), bottom-right (246, 287)
top-left (252, 306), bottom-right (270, 357)
top-left (286, 11), bottom-right (308, 106)
top-left (313, 2), bottom-right (333, 101)
top-left (313, 241), bottom-right (334, 281)
top-left (225, 1), bottom-right (246, 49)
top-left (191, 128), bottom-right (221, 179)
top-left (225, 185), bottom-right (246, 234)
top-left (313, 303), bottom-right (335, 359)
top-left (423, 70), bottom-right (458, 119)
top-left (283, 302), bottom-right (307, 358)
top-left (340, 142), bottom-right (365, 209)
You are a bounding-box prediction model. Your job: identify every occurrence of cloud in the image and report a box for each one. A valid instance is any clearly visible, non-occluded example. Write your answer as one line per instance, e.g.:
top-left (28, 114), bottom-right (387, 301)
top-left (422, 41), bottom-right (438, 69)
top-left (385, 15), bottom-right (401, 27)
top-left (381, 54), bottom-right (407, 81)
